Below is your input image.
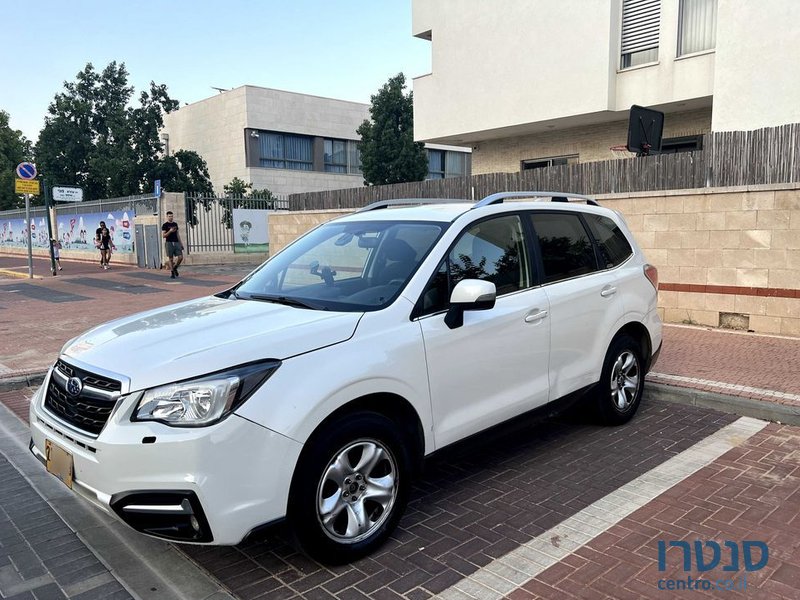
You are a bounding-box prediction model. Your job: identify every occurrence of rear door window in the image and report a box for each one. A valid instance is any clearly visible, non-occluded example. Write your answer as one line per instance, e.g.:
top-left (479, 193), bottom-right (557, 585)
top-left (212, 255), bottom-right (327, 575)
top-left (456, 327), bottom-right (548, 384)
top-left (529, 213), bottom-right (598, 284)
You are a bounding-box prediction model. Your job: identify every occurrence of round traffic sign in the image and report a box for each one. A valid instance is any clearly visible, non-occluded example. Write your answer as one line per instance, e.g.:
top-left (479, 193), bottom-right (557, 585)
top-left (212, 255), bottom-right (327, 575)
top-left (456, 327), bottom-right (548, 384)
top-left (16, 162), bottom-right (37, 180)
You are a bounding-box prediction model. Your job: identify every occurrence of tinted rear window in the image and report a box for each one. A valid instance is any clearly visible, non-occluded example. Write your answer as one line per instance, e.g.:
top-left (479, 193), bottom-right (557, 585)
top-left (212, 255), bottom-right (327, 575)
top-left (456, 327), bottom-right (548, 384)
top-left (584, 214), bottom-right (633, 268)
top-left (530, 213), bottom-right (598, 284)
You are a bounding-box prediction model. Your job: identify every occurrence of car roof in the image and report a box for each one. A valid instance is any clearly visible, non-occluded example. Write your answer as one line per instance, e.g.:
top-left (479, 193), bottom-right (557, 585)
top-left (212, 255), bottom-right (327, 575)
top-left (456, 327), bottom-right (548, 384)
top-left (334, 202), bottom-right (473, 223)
top-left (331, 197), bottom-right (616, 224)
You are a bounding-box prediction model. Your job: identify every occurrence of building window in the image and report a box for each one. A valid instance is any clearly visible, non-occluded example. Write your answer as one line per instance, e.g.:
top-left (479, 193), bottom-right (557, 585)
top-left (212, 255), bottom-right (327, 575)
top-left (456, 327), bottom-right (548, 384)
top-left (259, 132), bottom-right (313, 170)
top-left (621, 0), bottom-right (661, 69)
top-left (660, 135), bottom-right (703, 154)
top-left (678, 0), bottom-right (717, 56)
top-left (427, 149), bottom-right (467, 179)
top-left (324, 139), bottom-right (362, 174)
top-left (521, 155), bottom-right (578, 170)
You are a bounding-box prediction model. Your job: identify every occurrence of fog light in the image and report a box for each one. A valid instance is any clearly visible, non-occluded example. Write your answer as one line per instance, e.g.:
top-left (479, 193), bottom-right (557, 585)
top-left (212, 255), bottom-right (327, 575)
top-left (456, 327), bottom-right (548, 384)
top-left (190, 515), bottom-right (200, 532)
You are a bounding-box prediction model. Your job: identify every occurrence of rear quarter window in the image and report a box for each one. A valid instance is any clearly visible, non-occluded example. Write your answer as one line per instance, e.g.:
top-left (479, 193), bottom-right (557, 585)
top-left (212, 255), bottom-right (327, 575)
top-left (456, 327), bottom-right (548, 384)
top-left (584, 214), bottom-right (633, 268)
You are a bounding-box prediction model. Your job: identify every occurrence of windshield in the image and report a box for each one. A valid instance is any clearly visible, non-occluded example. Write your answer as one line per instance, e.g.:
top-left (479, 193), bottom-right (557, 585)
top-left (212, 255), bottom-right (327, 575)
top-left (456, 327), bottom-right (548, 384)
top-left (234, 220), bottom-right (445, 311)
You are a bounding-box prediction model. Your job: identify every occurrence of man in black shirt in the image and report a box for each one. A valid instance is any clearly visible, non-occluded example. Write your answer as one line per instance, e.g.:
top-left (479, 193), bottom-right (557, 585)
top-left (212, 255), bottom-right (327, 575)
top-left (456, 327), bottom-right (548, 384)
top-left (161, 211), bottom-right (184, 278)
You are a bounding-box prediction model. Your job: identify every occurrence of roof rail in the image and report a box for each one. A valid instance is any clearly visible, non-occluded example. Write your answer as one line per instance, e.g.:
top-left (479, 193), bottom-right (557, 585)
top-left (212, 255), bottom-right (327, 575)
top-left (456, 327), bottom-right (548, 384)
top-left (472, 191), bottom-right (599, 209)
top-left (357, 198), bottom-right (469, 213)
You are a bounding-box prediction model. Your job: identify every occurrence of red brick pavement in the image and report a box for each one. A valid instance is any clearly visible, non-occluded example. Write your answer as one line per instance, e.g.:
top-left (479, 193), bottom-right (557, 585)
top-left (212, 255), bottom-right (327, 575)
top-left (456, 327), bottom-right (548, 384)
top-left (0, 263), bottom-right (243, 376)
top-left (650, 325), bottom-right (800, 408)
top-left (508, 423), bottom-right (800, 600)
top-left (0, 389), bottom-right (32, 422)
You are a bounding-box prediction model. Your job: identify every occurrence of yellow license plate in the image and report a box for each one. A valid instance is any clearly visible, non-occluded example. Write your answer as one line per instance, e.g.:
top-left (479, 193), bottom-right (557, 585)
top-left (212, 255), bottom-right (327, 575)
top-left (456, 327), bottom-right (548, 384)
top-left (45, 439), bottom-right (74, 489)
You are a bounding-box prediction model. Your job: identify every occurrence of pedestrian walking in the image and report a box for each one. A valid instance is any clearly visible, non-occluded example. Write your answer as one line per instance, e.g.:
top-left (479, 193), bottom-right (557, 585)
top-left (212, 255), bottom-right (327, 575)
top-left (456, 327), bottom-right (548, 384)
top-left (51, 238), bottom-right (63, 271)
top-left (96, 223), bottom-right (112, 269)
top-left (161, 211), bottom-right (184, 278)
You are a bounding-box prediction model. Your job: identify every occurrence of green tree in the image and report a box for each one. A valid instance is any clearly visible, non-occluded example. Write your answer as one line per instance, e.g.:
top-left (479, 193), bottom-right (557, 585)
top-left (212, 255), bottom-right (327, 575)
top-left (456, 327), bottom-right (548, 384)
top-left (220, 177), bottom-right (276, 227)
top-left (151, 149), bottom-right (214, 226)
top-left (36, 62), bottom-right (179, 200)
top-left (223, 176), bottom-right (252, 197)
top-left (0, 110), bottom-right (33, 210)
top-left (357, 73), bottom-right (428, 185)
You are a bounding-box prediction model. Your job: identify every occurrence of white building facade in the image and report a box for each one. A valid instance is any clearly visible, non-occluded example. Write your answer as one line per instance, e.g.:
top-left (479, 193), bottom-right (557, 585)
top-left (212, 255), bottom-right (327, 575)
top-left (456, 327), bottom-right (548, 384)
top-left (411, 0), bottom-right (800, 175)
top-left (162, 85), bottom-right (470, 196)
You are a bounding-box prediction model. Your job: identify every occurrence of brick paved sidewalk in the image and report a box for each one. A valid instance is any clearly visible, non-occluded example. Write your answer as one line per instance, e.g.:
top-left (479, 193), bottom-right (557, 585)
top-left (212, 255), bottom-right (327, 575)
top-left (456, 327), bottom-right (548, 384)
top-left (505, 422), bottom-right (800, 599)
top-left (0, 264), bottom-right (246, 378)
top-left (0, 451), bottom-right (133, 600)
top-left (649, 324), bottom-right (800, 411)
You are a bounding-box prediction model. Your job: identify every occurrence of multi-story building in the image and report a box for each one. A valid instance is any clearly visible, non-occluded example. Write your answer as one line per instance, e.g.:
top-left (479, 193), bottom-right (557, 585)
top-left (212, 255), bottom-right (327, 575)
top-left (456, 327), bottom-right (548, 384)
top-left (411, 0), bottom-right (800, 175)
top-left (161, 85), bottom-right (470, 196)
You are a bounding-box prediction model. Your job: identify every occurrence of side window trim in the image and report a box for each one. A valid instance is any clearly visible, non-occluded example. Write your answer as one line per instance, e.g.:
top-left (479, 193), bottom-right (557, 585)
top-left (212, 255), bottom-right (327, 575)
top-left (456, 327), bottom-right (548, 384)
top-left (411, 212), bottom-right (534, 320)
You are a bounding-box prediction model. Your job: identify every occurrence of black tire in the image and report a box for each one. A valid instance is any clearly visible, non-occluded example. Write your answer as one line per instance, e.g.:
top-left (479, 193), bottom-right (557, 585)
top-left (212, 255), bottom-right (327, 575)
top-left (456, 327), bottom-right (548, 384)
top-left (595, 334), bottom-right (645, 425)
top-left (287, 411), bottom-right (412, 564)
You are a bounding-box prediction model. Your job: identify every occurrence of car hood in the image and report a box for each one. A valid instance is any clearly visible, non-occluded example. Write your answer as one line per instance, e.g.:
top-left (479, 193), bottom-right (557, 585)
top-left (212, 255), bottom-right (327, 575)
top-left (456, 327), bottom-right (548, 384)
top-left (61, 295), bottom-right (362, 392)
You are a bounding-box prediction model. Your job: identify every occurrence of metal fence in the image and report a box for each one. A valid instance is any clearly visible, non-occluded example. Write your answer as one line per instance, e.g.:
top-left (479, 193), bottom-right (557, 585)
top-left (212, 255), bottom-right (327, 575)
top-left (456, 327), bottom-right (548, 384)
top-left (0, 194), bottom-right (159, 222)
top-left (185, 193), bottom-right (290, 253)
top-left (288, 122), bottom-right (800, 210)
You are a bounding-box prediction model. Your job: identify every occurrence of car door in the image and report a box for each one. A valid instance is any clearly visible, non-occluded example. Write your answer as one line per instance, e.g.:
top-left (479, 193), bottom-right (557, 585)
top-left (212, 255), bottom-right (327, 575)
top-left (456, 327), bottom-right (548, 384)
top-left (416, 214), bottom-right (551, 448)
top-left (528, 211), bottom-right (624, 401)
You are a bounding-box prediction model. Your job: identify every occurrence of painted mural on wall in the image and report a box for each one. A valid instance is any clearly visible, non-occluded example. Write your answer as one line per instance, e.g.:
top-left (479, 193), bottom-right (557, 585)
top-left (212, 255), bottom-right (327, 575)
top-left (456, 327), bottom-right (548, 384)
top-left (233, 208), bottom-right (269, 253)
top-left (0, 211), bottom-right (134, 253)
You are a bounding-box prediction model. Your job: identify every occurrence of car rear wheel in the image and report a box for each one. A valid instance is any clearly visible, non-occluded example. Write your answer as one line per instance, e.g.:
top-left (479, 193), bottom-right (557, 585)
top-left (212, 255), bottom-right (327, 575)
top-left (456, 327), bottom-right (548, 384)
top-left (596, 334), bottom-right (644, 425)
top-left (288, 411), bottom-right (411, 563)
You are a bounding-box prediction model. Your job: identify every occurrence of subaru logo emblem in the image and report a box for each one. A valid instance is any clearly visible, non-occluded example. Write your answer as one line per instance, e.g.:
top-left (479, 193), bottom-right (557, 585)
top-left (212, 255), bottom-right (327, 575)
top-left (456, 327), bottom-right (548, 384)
top-left (66, 377), bottom-right (83, 397)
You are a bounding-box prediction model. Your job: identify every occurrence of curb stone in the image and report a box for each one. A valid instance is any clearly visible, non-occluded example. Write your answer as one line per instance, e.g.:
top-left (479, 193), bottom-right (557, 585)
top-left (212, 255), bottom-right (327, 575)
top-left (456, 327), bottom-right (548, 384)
top-left (0, 372), bottom-right (47, 392)
top-left (645, 381), bottom-right (800, 426)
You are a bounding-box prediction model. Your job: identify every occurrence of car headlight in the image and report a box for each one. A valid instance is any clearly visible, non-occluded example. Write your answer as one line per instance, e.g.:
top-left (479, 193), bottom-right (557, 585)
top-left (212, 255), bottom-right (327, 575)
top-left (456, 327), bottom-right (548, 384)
top-left (132, 360), bottom-right (280, 427)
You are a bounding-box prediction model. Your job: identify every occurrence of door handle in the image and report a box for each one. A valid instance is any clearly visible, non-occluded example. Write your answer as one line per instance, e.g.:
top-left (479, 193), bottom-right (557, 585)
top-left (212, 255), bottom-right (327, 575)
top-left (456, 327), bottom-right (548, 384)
top-left (600, 286), bottom-right (617, 297)
top-left (524, 310), bottom-right (548, 323)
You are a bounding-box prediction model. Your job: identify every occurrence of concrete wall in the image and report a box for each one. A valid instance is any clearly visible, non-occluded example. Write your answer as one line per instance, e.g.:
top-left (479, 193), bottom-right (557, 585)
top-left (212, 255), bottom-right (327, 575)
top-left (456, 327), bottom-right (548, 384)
top-left (412, 0), bottom-right (617, 145)
top-left (413, 0), bottom-right (799, 146)
top-left (162, 88), bottom-right (249, 194)
top-left (712, 0), bottom-right (800, 131)
top-left (268, 184), bottom-right (800, 337)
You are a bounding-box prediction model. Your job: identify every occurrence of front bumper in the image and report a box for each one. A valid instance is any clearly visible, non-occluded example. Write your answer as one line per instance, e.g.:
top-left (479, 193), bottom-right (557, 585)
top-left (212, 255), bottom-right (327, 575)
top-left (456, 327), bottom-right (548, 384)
top-left (29, 378), bottom-right (303, 545)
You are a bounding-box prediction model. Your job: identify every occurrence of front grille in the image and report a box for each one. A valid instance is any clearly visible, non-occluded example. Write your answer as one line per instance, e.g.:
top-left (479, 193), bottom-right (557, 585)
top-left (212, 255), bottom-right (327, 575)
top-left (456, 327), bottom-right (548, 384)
top-left (44, 361), bottom-right (121, 436)
top-left (55, 360), bottom-right (121, 392)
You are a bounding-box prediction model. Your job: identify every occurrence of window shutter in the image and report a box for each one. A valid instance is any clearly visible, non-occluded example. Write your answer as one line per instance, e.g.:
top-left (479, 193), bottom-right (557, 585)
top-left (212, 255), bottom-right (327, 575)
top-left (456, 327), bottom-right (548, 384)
top-left (621, 0), bottom-right (661, 54)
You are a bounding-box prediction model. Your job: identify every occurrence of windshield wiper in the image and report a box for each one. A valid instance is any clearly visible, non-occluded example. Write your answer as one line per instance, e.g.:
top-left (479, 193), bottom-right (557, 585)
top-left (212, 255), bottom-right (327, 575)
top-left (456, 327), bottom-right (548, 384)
top-left (245, 294), bottom-right (325, 310)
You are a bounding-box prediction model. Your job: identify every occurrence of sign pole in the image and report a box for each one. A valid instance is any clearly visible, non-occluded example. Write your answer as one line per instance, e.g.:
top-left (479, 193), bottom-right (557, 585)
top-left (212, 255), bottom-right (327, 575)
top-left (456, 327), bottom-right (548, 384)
top-left (44, 179), bottom-right (57, 276)
top-left (24, 193), bottom-right (33, 278)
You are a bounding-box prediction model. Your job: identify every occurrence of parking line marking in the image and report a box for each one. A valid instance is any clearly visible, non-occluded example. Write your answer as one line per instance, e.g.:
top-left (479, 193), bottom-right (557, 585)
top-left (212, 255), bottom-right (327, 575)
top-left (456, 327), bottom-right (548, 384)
top-left (434, 416), bottom-right (768, 599)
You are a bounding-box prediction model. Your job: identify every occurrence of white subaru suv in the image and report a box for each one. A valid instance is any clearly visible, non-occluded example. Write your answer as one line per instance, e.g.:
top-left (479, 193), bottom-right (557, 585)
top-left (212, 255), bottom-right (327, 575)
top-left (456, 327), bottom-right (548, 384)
top-left (30, 191), bottom-right (661, 563)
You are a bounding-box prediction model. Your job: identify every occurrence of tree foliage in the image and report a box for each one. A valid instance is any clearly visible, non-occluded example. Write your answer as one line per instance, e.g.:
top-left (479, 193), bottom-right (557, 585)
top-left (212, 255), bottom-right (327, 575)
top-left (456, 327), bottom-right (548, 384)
top-left (154, 149), bottom-right (213, 196)
top-left (152, 149), bottom-right (215, 226)
top-left (220, 177), bottom-right (276, 227)
top-left (357, 73), bottom-right (428, 185)
top-left (0, 110), bottom-right (32, 210)
top-left (35, 62), bottom-right (187, 200)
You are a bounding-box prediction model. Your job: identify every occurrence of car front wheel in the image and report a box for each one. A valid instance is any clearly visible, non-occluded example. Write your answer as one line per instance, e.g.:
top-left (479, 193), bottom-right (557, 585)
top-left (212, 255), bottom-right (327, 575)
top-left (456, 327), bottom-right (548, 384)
top-left (288, 411), bottom-right (411, 563)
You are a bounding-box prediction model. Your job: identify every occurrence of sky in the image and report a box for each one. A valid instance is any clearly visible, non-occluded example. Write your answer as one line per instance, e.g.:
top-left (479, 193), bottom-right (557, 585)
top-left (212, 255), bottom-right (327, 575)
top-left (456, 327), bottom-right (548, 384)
top-left (0, 0), bottom-right (431, 142)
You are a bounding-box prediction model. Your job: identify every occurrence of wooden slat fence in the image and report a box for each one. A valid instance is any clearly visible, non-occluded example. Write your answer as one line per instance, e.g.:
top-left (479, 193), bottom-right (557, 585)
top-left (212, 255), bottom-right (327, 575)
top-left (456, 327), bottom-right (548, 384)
top-left (289, 122), bottom-right (799, 210)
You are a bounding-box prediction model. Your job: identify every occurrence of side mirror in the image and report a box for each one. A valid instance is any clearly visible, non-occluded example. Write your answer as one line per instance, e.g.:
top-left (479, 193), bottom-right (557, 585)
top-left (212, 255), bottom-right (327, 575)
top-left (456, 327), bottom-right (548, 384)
top-left (444, 279), bottom-right (496, 329)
